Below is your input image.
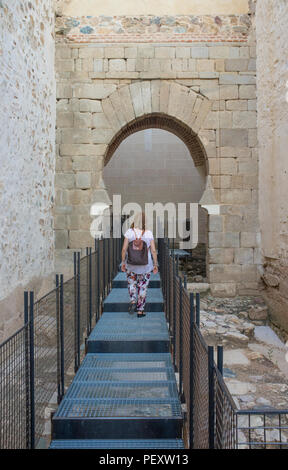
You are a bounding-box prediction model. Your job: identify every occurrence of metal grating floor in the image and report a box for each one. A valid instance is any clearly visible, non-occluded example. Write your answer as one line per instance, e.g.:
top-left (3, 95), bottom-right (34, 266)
top-left (103, 288), bottom-right (164, 312)
top-left (81, 353), bottom-right (174, 368)
top-left (75, 368), bottom-right (175, 383)
top-left (65, 381), bottom-right (178, 400)
top-left (50, 439), bottom-right (184, 449)
top-left (54, 398), bottom-right (182, 418)
top-left (87, 312), bottom-right (169, 342)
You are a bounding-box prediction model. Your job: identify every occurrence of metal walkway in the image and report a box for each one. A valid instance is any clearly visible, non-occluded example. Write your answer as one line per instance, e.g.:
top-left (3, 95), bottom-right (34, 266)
top-left (50, 271), bottom-right (184, 449)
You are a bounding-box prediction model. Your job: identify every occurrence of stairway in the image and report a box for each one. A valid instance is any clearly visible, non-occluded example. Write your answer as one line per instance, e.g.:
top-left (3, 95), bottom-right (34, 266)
top-left (50, 271), bottom-right (184, 449)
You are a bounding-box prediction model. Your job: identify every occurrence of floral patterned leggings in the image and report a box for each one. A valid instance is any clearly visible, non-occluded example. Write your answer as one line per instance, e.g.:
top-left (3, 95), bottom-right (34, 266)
top-left (126, 271), bottom-right (151, 312)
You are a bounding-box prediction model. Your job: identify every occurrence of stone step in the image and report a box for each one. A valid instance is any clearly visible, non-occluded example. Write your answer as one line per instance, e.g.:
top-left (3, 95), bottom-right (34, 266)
top-left (86, 312), bottom-right (170, 353)
top-left (50, 439), bottom-right (184, 449)
top-left (103, 288), bottom-right (164, 312)
top-left (113, 272), bottom-right (161, 288)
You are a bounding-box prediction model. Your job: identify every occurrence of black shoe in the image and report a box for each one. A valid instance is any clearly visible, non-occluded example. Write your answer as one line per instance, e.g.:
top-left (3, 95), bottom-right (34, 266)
top-left (137, 311), bottom-right (146, 318)
top-left (128, 302), bottom-right (136, 314)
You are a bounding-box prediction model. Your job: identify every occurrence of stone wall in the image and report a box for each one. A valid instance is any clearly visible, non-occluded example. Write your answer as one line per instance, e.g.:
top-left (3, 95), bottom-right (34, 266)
top-left (0, 1), bottom-right (56, 341)
top-left (256, 0), bottom-right (288, 332)
top-left (55, 35), bottom-right (260, 297)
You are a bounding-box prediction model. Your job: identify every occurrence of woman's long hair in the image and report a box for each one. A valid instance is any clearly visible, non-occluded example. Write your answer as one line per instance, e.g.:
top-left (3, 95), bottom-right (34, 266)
top-left (130, 211), bottom-right (146, 230)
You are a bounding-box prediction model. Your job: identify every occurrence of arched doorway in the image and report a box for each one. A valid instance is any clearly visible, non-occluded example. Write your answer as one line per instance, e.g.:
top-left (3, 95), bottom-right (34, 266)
top-left (103, 114), bottom-right (208, 282)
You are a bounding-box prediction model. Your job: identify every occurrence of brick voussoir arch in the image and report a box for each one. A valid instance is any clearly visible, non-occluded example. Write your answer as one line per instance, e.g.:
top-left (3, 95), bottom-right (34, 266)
top-left (101, 81), bottom-right (211, 169)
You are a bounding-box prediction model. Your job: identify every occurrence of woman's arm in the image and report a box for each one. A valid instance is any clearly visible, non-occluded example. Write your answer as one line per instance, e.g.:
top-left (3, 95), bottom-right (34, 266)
top-left (150, 239), bottom-right (158, 273)
top-left (121, 237), bottom-right (129, 272)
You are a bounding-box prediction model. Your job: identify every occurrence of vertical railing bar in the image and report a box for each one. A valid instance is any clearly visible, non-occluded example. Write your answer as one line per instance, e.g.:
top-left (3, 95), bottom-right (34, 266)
top-left (24, 292), bottom-right (30, 449)
top-left (89, 247), bottom-right (92, 335)
top-left (179, 275), bottom-right (183, 400)
top-left (73, 253), bottom-right (78, 373)
top-left (76, 252), bottom-right (80, 370)
top-left (60, 274), bottom-right (64, 400)
top-left (29, 291), bottom-right (35, 449)
top-left (217, 346), bottom-right (223, 375)
top-left (208, 345), bottom-right (215, 450)
top-left (189, 292), bottom-right (194, 450)
top-left (196, 292), bottom-right (200, 327)
top-left (56, 275), bottom-right (61, 404)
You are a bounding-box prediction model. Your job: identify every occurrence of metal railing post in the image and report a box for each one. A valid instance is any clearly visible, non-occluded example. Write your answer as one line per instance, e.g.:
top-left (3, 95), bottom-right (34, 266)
top-left (60, 274), bottom-right (64, 400)
top-left (88, 247), bottom-right (92, 335)
top-left (56, 274), bottom-right (61, 404)
top-left (172, 252), bottom-right (176, 368)
top-left (29, 291), bottom-right (35, 449)
top-left (179, 276), bottom-right (183, 401)
top-left (76, 252), bottom-right (81, 370)
top-left (97, 239), bottom-right (101, 320)
top-left (108, 236), bottom-right (111, 293)
top-left (73, 253), bottom-right (78, 373)
top-left (24, 291), bottom-right (30, 449)
top-left (189, 293), bottom-right (194, 449)
top-left (217, 346), bottom-right (223, 375)
top-left (103, 237), bottom-right (106, 298)
top-left (196, 292), bottom-right (200, 327)
top-left (208, 345), bottom-right (215, 450)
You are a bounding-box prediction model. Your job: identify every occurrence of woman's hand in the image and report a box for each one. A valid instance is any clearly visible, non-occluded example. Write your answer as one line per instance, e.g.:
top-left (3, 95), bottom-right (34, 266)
top-left (121, 262), bottom-right (126, 272)
top-left (153, 266), bottom-right (158, 275)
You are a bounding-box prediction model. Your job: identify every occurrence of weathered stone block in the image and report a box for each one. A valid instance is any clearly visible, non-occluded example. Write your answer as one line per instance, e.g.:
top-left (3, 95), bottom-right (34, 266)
top-left (138, 46), bottom-right (155, 58)
top-left (109, 59), bottom-right (126, 72)
top-left (91, 129), bottom-right (114, 144)
top-left (79, 100), bottom-right (102, 113)
top-left (209, 248), bottom-right (234, 264)
top-left (76, 172), bottom-right (91, 189)
top-left (56, 59), bottom-right (74, 72)
top-left (196, 59), bottom-right (215, 72)
top-left (240, 232), bottom-right (258, 248)
top-left (226, 100), bottom-right (247, 111)
top-left (69, 230), bottom-right (94, 248)
top-left (219, 85), bottom-right (238, 100)
top-left (209, 46), bottom-right (230, 59)
top-left (239, 85), bottom-right (256, 99)
top-left (234, 248), bottom-right (254, 265)
top-left (220, 129), bottom-right (248, 147)
top-left (92, 113), bottom-right (110, 128)
top-left (55, 230), bottom-right (68, 249)
top-left (221, 189), bottom-right (251, 204)
top-left (176, 47), bottom-right (190, 58)
top-left (79, 47), bottom-right (104, 58)
top-left (210, 283), bottom-right (237, 297)
top-left (57, 112), bottom-right (74, 128)
top-left (104, 47), bottom-right (125, 58)
top-left (155, 47), bottom-right (175, 59)
top-left (55, 173), bottom-right (75, 189)
top-left (219, 74), bottom-right (256, 85)
top-left (60, 144), bottom-right (107, 156)
top-left (125, 47), bottom-right (137, 59)
top-left (62, 128), bottom-right (92, 144)
top-left (73, 83), bottom-right (116, 99)
top-left (57, 83), bottom-right (72, 99)
top-left (225, 59), bottom-right (249, 72)
top-left (233, 111), bottom-right (257, 129)
top-left (191, 46), bottom-right (209, 58)
top-left (74, 112), bottom-right (92, 128)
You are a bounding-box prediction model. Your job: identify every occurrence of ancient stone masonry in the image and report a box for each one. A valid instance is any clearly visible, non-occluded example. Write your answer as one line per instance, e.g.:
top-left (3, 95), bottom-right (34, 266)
top-left (0, 0), bottom-right (55, 341)
top-left (55, 14), bottom-right (251, 43)
top-left (55, 15), bottom-right (259, 298)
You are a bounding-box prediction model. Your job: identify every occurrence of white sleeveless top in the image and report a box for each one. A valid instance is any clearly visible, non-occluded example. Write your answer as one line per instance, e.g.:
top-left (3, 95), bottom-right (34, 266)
top-left (124, 228), bottom-right (154, 274)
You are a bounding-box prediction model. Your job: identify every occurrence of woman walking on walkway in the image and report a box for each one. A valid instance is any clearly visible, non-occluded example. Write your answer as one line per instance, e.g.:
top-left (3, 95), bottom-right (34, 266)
top-left (121, 212), bottom-right (158, 317)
